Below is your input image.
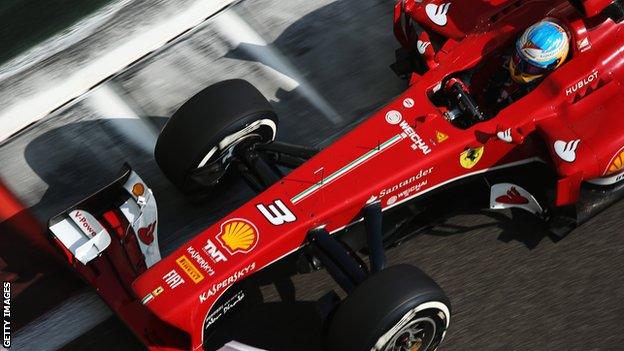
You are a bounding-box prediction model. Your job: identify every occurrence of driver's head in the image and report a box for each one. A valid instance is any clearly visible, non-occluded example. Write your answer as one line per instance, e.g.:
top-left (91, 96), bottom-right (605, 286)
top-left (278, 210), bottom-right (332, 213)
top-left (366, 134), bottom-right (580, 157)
top-left (509, 20), bottom-right (570, 84)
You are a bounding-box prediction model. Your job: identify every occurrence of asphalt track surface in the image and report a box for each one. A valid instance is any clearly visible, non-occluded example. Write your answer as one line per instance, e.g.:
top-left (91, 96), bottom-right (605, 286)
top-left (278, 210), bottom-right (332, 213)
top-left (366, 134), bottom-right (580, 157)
top-left (2, 0), bottom-right (624, 350)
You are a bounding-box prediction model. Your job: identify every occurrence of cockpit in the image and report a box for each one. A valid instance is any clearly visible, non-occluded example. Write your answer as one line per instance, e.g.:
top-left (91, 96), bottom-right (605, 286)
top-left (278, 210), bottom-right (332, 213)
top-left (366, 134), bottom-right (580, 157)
top-left (392, 0), bottom-right (624, 130)
top-left (429, 19), bottom-right (572, 129)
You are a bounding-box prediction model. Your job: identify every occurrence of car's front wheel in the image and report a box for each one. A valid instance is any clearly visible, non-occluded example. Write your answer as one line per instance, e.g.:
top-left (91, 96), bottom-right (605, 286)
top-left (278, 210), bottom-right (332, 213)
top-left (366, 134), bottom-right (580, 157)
top-left (154, 79), bottom-right (278, 193)
top-left (325, 264), bottom-right (450, 351)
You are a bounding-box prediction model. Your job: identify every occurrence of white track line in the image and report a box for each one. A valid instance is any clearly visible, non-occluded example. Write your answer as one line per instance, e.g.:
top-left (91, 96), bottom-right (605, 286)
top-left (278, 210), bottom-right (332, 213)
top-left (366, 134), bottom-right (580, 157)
top-left (83, 83), bottom-right (159, 154)
top-left (10, 290), bottom-right (112, 351)
top-left (0, 0), bottom-right (134, 82)
top-left (0, 0), bottom-right (236, 143)
top-left (213, 10), bottom-right (342, 123)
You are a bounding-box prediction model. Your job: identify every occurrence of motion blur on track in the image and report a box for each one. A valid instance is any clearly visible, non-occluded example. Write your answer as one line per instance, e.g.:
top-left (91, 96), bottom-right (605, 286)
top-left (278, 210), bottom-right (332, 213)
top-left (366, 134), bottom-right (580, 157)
top-left (1, 0), bottom-right (624, 350)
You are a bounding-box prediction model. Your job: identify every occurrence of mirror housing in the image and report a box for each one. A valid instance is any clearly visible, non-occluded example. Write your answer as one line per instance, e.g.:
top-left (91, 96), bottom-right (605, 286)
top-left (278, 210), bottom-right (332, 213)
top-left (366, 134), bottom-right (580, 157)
top-left (569, 0), bottom-right (614, 17)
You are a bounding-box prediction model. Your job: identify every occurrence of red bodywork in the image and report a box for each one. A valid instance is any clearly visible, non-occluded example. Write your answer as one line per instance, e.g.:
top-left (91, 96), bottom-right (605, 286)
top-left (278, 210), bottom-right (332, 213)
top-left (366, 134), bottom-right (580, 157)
top-left (2, 1), bottom-right (623, 350)
top-left (128, 1), bottom-right (624, 349)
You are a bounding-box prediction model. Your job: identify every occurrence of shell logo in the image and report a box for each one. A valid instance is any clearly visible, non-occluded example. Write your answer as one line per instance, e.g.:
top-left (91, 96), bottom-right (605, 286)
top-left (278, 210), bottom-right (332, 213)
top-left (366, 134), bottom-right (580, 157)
top-left (605, 146), bottom-right (624, 176)
top-left (216, 219), bottom-right (259, 255)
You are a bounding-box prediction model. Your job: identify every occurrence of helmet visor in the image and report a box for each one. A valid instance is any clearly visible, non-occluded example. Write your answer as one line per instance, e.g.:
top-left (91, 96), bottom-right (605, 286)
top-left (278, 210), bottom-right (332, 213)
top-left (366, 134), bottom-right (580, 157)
top-left (512, 51), bottom-right (556, 76)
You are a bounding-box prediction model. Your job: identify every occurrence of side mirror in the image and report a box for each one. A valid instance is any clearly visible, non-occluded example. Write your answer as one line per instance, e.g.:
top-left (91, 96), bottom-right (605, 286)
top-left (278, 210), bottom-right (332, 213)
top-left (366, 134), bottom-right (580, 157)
top-left (569, 0), bottom-right (614, 17)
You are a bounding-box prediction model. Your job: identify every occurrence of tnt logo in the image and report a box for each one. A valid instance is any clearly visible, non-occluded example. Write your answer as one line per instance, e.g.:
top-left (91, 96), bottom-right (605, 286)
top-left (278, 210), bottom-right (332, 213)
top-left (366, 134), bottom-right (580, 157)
top-left (203, 239), bottom-right (228, 263)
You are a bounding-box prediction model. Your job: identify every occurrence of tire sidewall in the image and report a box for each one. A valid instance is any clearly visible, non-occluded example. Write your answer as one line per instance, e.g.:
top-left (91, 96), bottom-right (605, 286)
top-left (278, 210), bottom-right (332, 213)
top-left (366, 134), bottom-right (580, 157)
top-left (369, 300), bottom-right (450, 351)
top-left (325, 265), bottom-right (450, 351)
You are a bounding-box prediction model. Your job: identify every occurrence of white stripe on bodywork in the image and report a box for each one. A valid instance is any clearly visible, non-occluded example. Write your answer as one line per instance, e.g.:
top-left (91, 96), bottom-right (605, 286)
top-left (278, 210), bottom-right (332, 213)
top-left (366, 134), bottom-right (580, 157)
top-left (291, 134), bottom-right (403, 203)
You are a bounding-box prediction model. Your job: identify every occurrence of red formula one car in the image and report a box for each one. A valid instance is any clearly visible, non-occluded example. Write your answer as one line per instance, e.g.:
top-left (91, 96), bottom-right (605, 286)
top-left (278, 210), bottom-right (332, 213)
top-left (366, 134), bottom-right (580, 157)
top-left (8, 0), bottom-right (624, 350)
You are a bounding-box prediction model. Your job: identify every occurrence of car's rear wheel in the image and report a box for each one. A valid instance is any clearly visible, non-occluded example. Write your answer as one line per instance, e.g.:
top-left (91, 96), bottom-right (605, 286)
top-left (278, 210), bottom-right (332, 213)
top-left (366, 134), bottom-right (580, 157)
top-left (154, 79), bottom-right (278, 192)
top-left (325, 264), bottom-right (450, 351)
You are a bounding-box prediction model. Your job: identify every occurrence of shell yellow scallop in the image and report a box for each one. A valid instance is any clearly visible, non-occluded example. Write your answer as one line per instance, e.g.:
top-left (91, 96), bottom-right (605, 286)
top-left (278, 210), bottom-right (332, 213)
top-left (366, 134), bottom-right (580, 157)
top-left (216, 219), bottom-right (259, 254)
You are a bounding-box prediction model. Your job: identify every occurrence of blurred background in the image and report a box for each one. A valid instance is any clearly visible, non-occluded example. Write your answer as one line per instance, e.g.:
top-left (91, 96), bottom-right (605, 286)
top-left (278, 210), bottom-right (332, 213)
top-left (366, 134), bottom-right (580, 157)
top-left (0, 0), bottom-right (623, 350)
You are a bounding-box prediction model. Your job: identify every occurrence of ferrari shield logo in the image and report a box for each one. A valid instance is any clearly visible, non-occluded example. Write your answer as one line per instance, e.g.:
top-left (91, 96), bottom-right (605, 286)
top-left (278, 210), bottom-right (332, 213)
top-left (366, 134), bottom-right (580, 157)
top-left (460, 147), bottom-right (484, 169)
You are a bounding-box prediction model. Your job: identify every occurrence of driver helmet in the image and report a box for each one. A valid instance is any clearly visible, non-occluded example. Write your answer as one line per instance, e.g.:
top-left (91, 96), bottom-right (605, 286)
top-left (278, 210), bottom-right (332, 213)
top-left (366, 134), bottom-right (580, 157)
top-left (509, 20), bottom-right (570, 84)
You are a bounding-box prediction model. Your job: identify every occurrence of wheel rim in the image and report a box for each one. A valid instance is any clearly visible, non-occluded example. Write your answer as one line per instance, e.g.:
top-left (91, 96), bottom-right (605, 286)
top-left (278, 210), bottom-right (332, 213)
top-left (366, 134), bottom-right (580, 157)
top-left (382, 317), bottom-right (436, 351)
top-left (371, 302), bottom-right (450, 351)
top-left (196, 118), bottom-right (276, 168)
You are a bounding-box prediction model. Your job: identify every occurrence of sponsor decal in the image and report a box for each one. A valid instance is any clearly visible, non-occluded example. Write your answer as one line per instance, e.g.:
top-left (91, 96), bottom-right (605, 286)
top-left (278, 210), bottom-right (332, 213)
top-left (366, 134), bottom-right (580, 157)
top-left (132, 182), bottom-right (145, 197)
top-left (141, 286), bottom-right (164, 305)
top-left (495, 187), bottom-right (529, 205)
top-left (141, 295), bottom-right (152, 305)
top-left (403, 98), bottom-right (415, 108)
top-left (460, 147), bottom-right (484, 169)
top-left (605, 146), bottom-right (624, 175)
top-left (522, 40), bottom-right (540, 51)
top-left (203, 239), bottom-right (228, 263)
top-left (385, 110), bottom-right (402, 125)
top-left (137, 221), bottom-right (156, 245)
top-left (291, 135), bottom-right (403, 204)
top-left (216, 219), bottom-right (259, 255)
top-left (386, 180), bottom-right (428, 206)
top-left (379, 167), bottom-right (434, 200)
top-left (425, 3), bottom-right (450, 26)
top-left (577, 37), bottom-right (590, 51)
top-left (204, 290), bottom-right (245, 330)
top-left (386, 195), bottom-right (398, 206)
top-left (588, 146), bottom-right (624, 185)
top-left (497, 128), bottom-right (513, 143)
top-left (436, 131), bottom-right (449, 143)
top-left (199, 262), bottom-right (256, 303)
top-left (565, 71), bottom-right (598, 96)
top-left (3, 282), bottom-right (10, 348)
top-left (176, 255), bottom-right (205, 283)
top-left (256, 200), bottom-right (296, 225)
top-left (163, 270), bottom-right (185, 289)
top-left (398, 120), bottom-right (432, 155)
top-left (554, 139), bottom-right (580, 162)
top-left (490, 183), bottom-right (543, 215)
top-left (186, 247), bottom-right (215, 276)
top-left (69, 210), bottom-right (102, 238)
top-left (417, 41), bottom-right (431, 55)
top-left (366, 195), bottom-right (379, 204)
